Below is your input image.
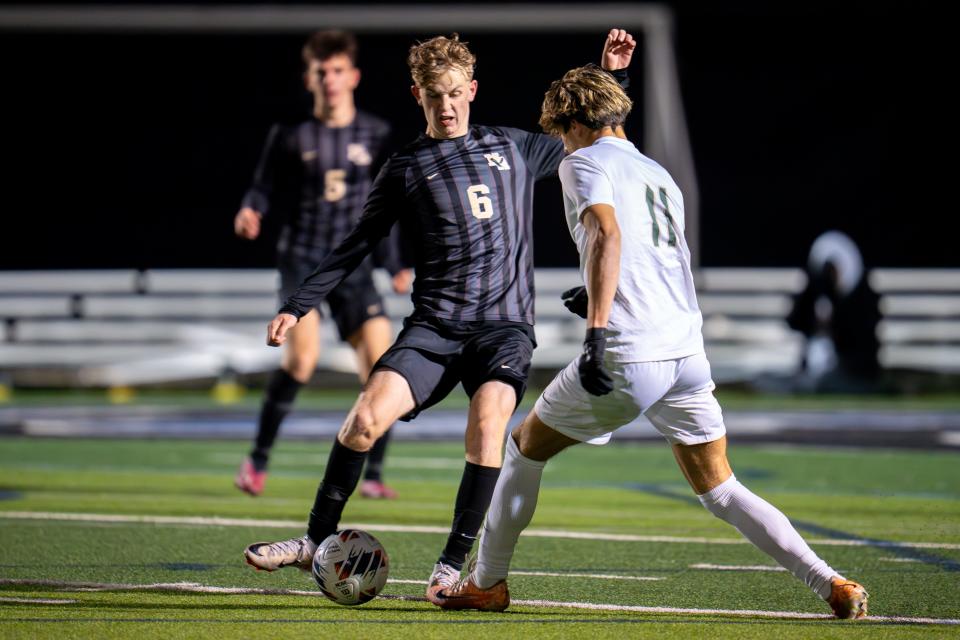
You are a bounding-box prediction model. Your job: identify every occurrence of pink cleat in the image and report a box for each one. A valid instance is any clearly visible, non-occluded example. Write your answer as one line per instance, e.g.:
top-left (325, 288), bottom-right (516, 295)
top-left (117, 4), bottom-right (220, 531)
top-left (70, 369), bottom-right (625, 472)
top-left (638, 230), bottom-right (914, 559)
top-left (234, 458), bottom-right (267, 496)
top-left (360, 480), bottom-right (398, 499)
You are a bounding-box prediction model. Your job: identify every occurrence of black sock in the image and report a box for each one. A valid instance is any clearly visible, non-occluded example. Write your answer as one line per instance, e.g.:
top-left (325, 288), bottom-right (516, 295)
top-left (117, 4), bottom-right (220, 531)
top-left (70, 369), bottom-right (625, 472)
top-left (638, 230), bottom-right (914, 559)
top-left (439, 461), bottom-right (501, 570)
top-left (363, 429), bottom-right (392, 482)
top-left (250, 369), bottom-right (303, 470)
top-left (307, 440), bottom-right (369, 544)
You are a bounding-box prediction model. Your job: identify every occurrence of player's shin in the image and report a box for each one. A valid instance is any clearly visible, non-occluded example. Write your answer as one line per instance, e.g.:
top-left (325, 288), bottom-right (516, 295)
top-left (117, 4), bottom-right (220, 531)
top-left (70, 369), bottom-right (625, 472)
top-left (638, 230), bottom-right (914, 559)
top-left (251, 369), bottom-right (304, 467)
top-left (306, 440), bottom-right (369, 544)
top-left (697, 474), bottom-right (837, 599)
top-left (473, 435), bottom-right (546, 589)
top-left (439, 461), bottom-right (501, 570)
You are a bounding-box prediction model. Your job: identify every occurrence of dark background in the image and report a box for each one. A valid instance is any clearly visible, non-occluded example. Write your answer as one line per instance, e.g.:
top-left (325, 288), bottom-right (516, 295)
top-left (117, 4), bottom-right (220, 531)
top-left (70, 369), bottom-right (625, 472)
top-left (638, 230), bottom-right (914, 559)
top-left (1, 1), bottom-right (955, 270)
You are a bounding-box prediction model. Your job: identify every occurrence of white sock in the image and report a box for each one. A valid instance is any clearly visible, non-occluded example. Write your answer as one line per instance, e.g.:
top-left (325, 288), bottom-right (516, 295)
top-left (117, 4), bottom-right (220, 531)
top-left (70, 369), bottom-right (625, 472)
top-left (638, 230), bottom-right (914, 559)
top-left (698, 475), bottom-right (838, 599)
top-left (473, 435), bottom-right (546, 589)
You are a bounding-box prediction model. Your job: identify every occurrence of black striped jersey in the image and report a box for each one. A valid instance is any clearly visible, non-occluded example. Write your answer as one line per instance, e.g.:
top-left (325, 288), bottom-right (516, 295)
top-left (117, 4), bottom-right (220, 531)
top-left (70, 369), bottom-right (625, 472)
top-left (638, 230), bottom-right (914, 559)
top-left (241, 111), bottom-right (398, 269)
top-left (280, 125), bottom-right (565, 325)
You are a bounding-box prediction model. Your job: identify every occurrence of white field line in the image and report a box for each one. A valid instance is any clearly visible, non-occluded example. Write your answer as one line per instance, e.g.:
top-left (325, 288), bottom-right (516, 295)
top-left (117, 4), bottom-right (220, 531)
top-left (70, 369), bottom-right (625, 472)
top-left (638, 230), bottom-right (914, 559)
top-left (690, 564), bottom-right (787, 572)
top-left (879, 557), bottom-right (922, 563)
top-left (513, 571), bottom-right (663, 581)
top-left (1, 579), bottom-right (957, 626)
top-left (3, 511), bottom-right (959, 551)
top-left (0, 596), bottom-right (77, 605)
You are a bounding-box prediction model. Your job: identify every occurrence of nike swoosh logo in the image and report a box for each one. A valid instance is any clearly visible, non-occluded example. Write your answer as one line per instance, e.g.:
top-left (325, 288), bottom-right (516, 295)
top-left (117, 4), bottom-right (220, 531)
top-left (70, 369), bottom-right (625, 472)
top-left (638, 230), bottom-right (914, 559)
top-left (427, 172), bottom-right (440, 180)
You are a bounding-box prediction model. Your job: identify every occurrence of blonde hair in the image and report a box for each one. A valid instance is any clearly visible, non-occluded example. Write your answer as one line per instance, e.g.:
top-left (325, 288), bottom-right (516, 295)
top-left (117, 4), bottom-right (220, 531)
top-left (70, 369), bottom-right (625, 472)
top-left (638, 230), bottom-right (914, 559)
top-left (407, 34), bottom-right (476, 87)
top-left (539, 64), bottom-right (632, 135)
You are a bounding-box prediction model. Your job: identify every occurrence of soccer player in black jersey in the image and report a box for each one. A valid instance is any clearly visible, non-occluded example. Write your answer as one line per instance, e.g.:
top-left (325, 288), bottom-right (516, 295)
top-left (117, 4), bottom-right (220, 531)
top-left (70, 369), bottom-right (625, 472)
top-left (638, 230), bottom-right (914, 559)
top-left (243, 29), bottom-right (635, 603)
top-left (233, 30), bottom-right (412, 499)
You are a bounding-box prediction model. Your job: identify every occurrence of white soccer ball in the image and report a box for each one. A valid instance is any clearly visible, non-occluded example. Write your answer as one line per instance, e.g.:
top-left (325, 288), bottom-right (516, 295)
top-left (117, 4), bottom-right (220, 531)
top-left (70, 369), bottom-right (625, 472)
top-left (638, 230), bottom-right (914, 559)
top-left (312, 529), bottom-right (389, 606)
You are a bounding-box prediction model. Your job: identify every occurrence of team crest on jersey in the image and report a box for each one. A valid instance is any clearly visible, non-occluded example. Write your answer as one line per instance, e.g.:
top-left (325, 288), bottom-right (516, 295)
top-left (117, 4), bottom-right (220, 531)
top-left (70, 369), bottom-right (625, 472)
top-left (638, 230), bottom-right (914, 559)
top-left (484, 152), bottom-right (511, 171)
top-left (347, 143), bottom-right (372, 166)
top-left (301, 150), bottom-right (318, 162)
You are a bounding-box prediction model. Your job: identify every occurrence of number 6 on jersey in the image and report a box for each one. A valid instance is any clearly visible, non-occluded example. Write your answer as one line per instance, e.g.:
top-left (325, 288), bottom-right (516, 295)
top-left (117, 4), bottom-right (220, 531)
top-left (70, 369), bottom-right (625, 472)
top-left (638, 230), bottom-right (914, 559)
top-left (467, 184), bottom-right (493, 220)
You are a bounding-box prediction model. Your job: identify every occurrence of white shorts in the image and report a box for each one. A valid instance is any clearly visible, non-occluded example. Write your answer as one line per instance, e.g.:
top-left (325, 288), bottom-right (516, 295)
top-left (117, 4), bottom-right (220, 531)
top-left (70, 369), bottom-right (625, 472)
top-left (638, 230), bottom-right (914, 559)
top-left (533, 352), bottom-right (726, 446)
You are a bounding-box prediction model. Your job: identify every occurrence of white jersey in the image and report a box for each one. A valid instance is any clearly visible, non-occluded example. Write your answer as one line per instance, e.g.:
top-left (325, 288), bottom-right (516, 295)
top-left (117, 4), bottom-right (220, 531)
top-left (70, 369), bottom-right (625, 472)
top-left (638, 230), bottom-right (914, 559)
top-left (558, 136), bottom-right (704, 362)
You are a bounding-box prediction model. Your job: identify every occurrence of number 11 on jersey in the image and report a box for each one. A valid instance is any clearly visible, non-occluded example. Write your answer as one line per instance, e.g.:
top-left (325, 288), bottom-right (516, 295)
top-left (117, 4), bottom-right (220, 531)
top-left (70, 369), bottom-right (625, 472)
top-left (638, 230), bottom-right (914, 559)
top-left (646, 185), bottom-right (677, 247)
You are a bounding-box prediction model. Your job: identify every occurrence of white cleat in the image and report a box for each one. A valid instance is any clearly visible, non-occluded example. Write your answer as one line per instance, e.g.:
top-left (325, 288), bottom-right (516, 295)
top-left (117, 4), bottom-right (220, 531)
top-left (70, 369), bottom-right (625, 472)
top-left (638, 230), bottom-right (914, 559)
top-left (244, 535), bottom-right (317, 572)
top-left (424, 561), bottom-right (461, 605)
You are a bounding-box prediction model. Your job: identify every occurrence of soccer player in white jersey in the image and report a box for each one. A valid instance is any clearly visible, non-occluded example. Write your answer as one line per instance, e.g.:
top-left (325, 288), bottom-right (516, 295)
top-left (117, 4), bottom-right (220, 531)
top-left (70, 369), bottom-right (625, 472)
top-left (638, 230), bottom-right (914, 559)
top-left (432, 64), bottom-right (869, 619)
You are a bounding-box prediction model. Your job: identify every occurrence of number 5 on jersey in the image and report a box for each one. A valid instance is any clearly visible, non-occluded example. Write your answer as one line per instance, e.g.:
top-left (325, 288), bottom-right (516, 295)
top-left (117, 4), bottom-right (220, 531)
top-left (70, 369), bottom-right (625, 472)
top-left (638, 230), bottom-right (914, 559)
top-left (467, 184), bottom-right (493, 220)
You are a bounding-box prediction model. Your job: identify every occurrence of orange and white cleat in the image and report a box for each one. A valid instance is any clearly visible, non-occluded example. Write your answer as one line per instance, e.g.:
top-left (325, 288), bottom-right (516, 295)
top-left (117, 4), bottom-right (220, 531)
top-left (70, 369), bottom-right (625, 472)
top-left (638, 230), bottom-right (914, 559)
top-left (432, 573), bottom-right (510, 612)
top-left (827, 577), bottom-right (869, 619)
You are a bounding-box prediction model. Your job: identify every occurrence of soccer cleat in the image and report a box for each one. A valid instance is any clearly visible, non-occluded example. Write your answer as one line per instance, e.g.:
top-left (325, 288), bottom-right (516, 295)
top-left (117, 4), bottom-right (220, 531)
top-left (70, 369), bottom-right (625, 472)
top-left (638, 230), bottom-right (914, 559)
top-left (432, 573), bottom-right (510, 612)
top-left (360, 480), bottom-right (399, 499)
top-left (827, 577), bottom-right (869, 619)
top-left (234, 458), bottom-right (267, 496)
top-left (244, 535), bottom-right (316, 572)
top-left (424, 561), bottom-right (461, 605)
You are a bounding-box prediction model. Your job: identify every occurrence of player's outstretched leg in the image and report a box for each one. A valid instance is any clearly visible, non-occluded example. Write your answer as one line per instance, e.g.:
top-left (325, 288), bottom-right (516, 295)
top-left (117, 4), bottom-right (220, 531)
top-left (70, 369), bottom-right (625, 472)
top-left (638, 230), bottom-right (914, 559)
top-left (243, 370), bottom-right (414, 575)
top-left (244, 437), bottom-right (366, 572)
top-left (677, 437), bottom-right (868, 619)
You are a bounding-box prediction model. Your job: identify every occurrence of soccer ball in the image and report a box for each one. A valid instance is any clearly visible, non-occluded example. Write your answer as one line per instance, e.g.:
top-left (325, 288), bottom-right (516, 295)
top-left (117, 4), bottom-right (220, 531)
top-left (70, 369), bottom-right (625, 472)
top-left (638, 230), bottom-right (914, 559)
top-left (312, 529), bottom-right (389, 606)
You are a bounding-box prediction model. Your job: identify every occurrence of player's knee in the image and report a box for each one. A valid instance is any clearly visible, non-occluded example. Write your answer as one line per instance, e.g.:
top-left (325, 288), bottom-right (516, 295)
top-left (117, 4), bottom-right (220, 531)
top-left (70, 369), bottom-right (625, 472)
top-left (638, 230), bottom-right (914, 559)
top-left (471, 416), bottom-right (509, 447)
top-left (283, 355), bottom-right (317, 382)
top-left (339, 405), bottom-right (383, 451)
top-left (466, 419), bottom-right (507, 466)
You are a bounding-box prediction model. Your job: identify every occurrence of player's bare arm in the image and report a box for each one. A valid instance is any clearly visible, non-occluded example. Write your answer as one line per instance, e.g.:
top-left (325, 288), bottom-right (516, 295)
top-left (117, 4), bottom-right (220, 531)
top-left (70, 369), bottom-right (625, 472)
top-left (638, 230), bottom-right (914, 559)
top-left (266, 313), bottom-right (299, 346)
top-left (576, 203), bottom-right (619, 396)
top-left (234, 207), bottom-right (262, 240)
top-left (582, 203), bottom-right (621, 329)
top-left (601, 28), bottom-right (636, 70)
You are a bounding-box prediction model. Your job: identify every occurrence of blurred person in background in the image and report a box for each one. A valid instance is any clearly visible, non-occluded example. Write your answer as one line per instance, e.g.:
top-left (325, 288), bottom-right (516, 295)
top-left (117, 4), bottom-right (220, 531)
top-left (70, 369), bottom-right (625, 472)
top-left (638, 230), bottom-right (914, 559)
top-left (787, 231), bottom-right (881, 392)
top-left (233, 30), bottom-right (412, 499)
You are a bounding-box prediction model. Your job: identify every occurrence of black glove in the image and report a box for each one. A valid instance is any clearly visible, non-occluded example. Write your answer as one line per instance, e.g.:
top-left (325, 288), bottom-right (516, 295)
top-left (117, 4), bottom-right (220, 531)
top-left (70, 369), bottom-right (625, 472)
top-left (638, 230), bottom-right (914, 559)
top-left (578, 328), bottom-right (614, 396)
top-left (561, 286), bottom-right (588, 319)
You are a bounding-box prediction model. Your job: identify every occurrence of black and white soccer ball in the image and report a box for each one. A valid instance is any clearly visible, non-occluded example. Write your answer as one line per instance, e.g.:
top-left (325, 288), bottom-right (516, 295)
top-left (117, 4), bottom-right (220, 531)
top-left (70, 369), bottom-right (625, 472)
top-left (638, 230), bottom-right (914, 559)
top-left (312, 529), bottom-right (389, 606)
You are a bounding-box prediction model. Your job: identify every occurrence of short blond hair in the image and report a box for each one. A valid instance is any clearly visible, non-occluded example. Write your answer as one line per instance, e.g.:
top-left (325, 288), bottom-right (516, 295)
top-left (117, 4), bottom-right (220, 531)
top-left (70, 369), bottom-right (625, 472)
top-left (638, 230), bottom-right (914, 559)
top-left (407, 34), bottom-right (476, 87)
top-left (539, 64), bottom-right (632, 135)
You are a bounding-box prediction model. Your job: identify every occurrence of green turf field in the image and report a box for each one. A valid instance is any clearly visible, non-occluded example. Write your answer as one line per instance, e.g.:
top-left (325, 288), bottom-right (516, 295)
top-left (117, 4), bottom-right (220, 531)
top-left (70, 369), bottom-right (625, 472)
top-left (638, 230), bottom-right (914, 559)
top-left (1, 437), bottom-right (958, 638)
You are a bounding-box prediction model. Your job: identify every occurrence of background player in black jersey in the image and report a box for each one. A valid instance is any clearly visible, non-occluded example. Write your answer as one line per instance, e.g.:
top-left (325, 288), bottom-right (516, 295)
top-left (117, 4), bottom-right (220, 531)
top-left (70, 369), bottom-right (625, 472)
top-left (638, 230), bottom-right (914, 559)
top-left (233, 30), bottom-right (412, 499)
top-left (243, 29), bottom-right (635, 603)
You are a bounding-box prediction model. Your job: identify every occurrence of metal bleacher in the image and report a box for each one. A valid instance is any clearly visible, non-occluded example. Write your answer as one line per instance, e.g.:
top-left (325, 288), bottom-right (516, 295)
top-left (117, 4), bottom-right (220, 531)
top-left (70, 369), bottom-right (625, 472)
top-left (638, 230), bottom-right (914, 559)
top-left (0, 268), bottom-right (958, 386)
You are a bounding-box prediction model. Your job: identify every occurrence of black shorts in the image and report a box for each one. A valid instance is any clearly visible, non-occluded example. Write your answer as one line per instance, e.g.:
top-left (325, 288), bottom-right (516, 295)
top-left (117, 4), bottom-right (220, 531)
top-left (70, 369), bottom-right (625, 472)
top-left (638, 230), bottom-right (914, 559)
top-left (278, 257), bottom-right (386, 341)
top-left (373, 315), bottom-right (537, 421)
